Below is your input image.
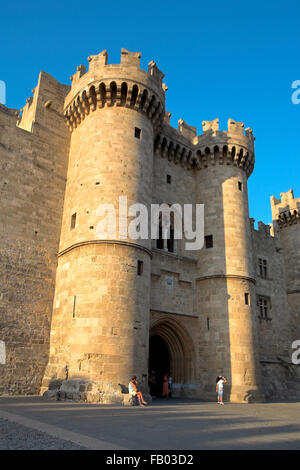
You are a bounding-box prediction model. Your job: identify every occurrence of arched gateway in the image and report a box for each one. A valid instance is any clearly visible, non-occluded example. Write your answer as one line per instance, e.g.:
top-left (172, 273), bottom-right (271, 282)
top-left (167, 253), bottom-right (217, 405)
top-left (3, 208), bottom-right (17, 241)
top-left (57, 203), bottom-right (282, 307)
top-left (149, 317), bottom-right (195, 396)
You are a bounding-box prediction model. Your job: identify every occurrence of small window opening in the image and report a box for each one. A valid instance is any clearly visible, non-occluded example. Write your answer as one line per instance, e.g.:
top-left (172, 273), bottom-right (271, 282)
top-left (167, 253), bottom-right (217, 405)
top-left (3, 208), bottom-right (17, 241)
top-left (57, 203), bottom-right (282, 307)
top-left (137, 260), bottom-right (143, 275)
top-left (205, 235), bottom-right (213, 249)
top-left (70, 213), bottom-right (76, 230)
top-left (238, 181), bottom-right (243, 191)
top-left (245, 293), bottom-right (249, 305)
top-left (167, 174), bottom-right (172, 184)
top-left (135, 127), bottom-right (141, 139)
top-left (207, 317), bottom-right (210, 331)
top-left (95, 182), bottom-right (100, 185)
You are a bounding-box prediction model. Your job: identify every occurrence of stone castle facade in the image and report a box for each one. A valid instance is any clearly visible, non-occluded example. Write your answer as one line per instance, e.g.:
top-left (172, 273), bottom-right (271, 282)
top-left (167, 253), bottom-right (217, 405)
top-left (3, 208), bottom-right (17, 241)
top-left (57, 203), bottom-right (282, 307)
top-left (0, 49), bottom-right (299, 403)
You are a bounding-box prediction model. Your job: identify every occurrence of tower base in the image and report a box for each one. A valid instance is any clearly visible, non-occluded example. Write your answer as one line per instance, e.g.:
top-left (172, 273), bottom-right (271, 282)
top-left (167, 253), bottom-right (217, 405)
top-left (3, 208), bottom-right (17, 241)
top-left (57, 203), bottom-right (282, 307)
top-left (41, 379), bottom-right (152, 405)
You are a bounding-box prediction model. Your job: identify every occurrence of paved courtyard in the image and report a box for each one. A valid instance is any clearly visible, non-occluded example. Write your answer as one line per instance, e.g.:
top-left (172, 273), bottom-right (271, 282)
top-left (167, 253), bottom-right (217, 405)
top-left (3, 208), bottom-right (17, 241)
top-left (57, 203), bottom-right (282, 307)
top-left (0, 396), bottom-right (300, 450)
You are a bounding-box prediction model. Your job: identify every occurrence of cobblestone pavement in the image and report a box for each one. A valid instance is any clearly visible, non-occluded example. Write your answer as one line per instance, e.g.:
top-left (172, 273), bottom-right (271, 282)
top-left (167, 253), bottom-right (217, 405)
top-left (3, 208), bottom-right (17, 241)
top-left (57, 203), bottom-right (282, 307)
top-left (0, 418), bottom-right (85, 450)
top-left (0, 397), bottom-right (300, 450)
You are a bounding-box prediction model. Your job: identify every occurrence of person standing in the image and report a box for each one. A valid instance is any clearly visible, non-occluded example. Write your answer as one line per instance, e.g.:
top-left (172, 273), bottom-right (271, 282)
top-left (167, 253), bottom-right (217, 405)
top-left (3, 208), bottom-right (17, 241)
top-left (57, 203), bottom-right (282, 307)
top-left (168, 374), bottom-right (173, 398)
top-left (216, 376), bottom-right (227, 404)
top-left (149, 370), bottom-right (156, 397)
top-left (162, 373), bottom-right (169, 398)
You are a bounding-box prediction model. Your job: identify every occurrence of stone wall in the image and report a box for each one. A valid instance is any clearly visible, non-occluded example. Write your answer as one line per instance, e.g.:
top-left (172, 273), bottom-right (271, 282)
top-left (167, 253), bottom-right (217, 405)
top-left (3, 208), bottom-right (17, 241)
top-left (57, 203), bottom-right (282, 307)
top-left (270, 190), bottom-right (300, 340)
top-left (0, 72), bottom-right (69, 394)
top-left (251, 222), bottom-right (292, 358)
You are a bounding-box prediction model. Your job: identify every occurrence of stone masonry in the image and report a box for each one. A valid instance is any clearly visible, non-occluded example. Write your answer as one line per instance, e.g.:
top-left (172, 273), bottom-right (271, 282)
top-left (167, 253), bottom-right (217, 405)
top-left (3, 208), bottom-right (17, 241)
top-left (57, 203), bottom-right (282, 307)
top-left (0, 49), bottom-right (299, 403)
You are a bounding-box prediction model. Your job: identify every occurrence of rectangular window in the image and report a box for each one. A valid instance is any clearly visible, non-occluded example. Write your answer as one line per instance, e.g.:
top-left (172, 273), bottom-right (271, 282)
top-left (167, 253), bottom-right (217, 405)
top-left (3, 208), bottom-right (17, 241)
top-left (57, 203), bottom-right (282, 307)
top-left (166, 174), bottom-right (172, 184)
top-left (258, 258), bottom-right (268, 278)
top-left (135, 127), bottom-right (141, 139)
top-left (70, 213), bottom-right (76, 230)
top-left (137, 260), bottom-right (143, 275)
top-left (238, 181), bottom-right (243, 191)
top-left (245, 293), bottom-right (249, 305)
top-left (205, 235), bottom-right (213, 249)
top-left (257, 296), bottom-right (270, 319)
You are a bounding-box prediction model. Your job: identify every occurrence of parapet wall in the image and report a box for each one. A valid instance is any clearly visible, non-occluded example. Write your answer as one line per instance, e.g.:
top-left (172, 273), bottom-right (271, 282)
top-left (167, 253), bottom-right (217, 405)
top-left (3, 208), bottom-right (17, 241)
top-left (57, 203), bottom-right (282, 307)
top-left (64, 49), bottom-right (166, 132)
top-left (195, 118), bottom-right (255, 177)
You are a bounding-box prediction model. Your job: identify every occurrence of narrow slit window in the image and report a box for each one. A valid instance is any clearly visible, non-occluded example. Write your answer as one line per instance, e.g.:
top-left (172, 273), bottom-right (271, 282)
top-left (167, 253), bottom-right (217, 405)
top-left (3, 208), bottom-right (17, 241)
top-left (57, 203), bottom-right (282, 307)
top-left (238, 181), bottom-right (243, 191)
top-left (135, 127), bottom-right (141, 139)
top-left (70, 213), bottom-right (76, 230)
top-left (137, 260), bottom-right (143, 275)
top-left (167, 174), bottom-right (172, 184)
top-left (72, 295), bottom-right (76, 318)
top-left (245, 293), bottom-right (249, 305)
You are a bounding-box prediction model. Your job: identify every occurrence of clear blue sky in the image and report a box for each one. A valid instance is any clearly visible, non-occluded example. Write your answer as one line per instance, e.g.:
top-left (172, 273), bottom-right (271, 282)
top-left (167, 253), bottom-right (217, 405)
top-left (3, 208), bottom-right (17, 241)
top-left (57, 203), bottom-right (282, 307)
top-left (1, 0), bottom-right (299, 225)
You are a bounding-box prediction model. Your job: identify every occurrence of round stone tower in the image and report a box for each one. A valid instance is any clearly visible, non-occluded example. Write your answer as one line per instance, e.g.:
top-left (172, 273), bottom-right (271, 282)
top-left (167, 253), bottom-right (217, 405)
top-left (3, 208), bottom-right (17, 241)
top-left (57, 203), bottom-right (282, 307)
top-left (194, 118), bottom-right (264, 402)
top-left (42, 49), bottom-right (165, 402)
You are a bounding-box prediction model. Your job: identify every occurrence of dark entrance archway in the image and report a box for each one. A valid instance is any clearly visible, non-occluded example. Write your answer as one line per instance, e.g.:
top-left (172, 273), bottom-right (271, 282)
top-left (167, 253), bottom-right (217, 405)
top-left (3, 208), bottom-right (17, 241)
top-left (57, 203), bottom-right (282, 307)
top-left (149, 335), bottom-right (170, 397)
top-left (149, 317), bottom-right (196, 398)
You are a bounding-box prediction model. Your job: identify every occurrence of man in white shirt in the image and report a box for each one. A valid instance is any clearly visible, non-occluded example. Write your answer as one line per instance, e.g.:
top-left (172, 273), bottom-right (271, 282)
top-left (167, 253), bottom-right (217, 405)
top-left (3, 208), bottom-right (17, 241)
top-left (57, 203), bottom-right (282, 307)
top-left (216, 376), bottom-right (227, 404)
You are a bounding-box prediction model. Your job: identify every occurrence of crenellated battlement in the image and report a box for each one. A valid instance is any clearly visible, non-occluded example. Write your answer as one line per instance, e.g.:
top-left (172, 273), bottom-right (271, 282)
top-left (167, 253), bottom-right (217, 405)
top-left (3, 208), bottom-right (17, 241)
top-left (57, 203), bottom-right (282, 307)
top-left (153, 117), bottom-right (256, 173)
top-left (64, 49), bottom-right (166, 132)
top-left (271, 189), bottom-right (300, 228)
top-left (154, 119), bottom-right (196, 169)
top-left (62, 52), bottom-right (256, 176)
top-left (193, 118), bottom-right (255, 177)
top-left (250, 218), bottom-right (274, 238)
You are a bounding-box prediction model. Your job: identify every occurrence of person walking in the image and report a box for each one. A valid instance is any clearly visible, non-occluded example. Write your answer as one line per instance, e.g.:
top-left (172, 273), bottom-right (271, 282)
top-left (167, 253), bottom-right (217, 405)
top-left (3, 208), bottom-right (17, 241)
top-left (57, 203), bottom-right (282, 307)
top-left (216, 376), bottom-right (227, 404)
top-left (129, 376), bottom-right (147, 406)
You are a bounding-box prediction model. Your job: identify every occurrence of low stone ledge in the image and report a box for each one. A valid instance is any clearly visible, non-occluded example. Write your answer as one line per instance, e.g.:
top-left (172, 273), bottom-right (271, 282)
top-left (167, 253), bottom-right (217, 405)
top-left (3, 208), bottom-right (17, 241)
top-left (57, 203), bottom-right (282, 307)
top-left (42, 379), bottom-right (152, 405)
